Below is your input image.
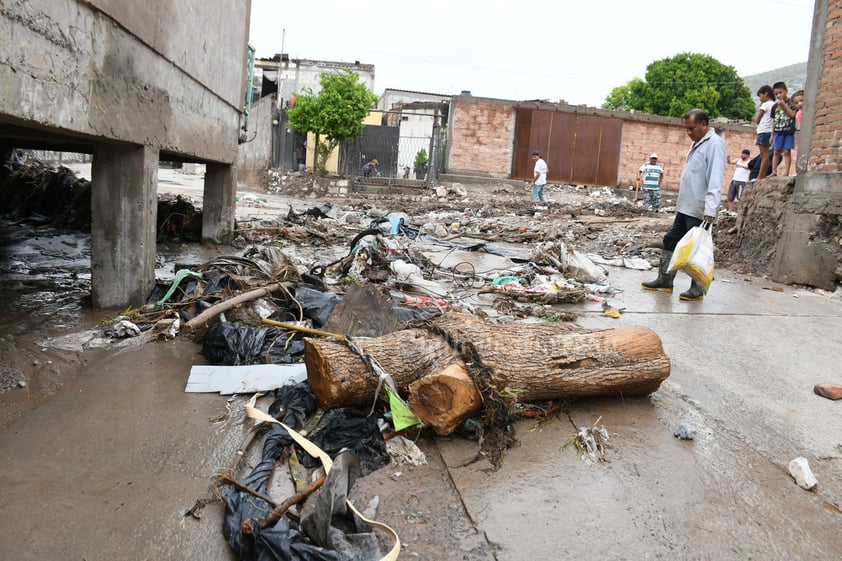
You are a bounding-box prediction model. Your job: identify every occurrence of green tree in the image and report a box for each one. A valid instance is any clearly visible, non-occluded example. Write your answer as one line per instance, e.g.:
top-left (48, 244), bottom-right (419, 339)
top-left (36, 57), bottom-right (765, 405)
top-left (603, 53), bottom-right (755, 120)
top-left (602, 77), bottom-right (646, 111)
top-left (286, 69), bottom-right (378, 175)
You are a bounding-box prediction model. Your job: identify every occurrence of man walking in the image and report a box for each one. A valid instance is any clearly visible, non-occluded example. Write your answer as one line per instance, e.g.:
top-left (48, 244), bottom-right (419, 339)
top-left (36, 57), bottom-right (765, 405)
top-left (529, 150), bottom-right (548, 206)
top-left (641, 109), bottom-right (725, 301)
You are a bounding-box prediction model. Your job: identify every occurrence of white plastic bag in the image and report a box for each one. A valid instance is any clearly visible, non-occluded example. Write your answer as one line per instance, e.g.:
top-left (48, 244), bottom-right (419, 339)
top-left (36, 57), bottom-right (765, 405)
top-left (668, 225), bottom-right (715, 293)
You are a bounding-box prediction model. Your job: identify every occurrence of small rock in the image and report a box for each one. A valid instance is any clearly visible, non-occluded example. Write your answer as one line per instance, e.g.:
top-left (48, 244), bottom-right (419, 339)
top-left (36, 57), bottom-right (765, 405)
top-left (674, 422), bottom-right (697, 440)
top-left (814, 382), bottom-right (842, 400)
top-left (788, 457), bottom-right (818, 490)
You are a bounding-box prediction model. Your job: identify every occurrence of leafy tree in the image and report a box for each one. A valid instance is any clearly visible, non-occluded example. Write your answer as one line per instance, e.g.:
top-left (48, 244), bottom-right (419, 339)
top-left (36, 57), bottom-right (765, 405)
top-left (602, 53), bottom-right (755, 120)
top-left (602, 77), bottom-right (646, 111)
top-left (286, 69), bottom-right (378, 175)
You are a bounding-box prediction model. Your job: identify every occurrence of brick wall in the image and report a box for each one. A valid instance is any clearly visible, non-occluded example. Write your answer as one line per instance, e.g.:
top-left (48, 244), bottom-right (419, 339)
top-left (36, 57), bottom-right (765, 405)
top-left (621, 121), bottom-right (760, 192)
top-left (448, 97), bottom-right (771, 192)
top-left (448, 98), bottom-right (514, 177)
top-left (807, 0), bottom-right (842, 172)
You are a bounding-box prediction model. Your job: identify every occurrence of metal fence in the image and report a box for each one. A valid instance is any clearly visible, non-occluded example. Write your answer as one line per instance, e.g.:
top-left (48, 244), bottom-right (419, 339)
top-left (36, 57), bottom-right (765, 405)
top-left (342, 116), bottom-right (447, 182)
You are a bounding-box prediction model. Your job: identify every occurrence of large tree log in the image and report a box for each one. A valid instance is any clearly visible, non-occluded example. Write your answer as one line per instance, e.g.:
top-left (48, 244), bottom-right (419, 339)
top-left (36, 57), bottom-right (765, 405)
top-left (304, 313), bottom-right (670, 420)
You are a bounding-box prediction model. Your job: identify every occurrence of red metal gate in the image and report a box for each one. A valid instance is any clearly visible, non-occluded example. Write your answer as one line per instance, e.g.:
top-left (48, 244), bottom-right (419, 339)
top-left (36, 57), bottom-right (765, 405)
top-left (512, 107), bottom-right (622, 186)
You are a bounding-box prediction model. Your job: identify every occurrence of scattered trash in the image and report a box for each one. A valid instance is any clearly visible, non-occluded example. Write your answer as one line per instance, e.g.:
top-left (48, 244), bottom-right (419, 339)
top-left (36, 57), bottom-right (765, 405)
top-left (788, 456), bottom-right (818, 490)
top-left (386, 435), bottom-right (428, 466)
top-left (563, 417), bottom-right (610, 464)
top-left (762, 286), bottom-right (785, 292)
top-left (201, 322), bottom-right (305, 365)
top-left (674, 422), bottom-right (697, 440)
top-left (601, 301), bottom-right (625, 318)
top-left (111, 319), bottom-right (141, 338)
top-left (185, 363), bottom-right (307, 394)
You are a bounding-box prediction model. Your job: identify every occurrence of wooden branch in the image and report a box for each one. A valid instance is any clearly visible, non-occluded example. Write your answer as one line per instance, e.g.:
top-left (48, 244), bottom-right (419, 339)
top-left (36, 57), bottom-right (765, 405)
top-left (215, 470), bottom-right (278, 508)
top-left (240, 473), bottom-right (327, 534)
top-left (184, 282), bottom-right (288, 332)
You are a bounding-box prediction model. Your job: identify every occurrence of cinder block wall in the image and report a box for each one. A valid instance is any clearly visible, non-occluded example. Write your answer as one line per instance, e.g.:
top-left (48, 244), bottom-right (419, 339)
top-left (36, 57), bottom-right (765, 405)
top-left (622, 121), bottom-right (761, 192)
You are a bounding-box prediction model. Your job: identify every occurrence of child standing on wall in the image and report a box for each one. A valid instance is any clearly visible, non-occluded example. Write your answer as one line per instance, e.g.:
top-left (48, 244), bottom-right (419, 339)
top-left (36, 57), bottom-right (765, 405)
top-left (771, 81), bottom-right (798, 176)
top-left (753, 85), bottom-right (775, 180)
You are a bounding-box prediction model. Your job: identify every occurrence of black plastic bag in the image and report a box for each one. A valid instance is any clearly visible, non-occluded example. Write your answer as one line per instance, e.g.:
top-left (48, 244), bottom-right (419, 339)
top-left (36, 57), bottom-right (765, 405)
top-left (288, 286), bottom-right (342, 328)
top-left (296, 409), bottom-right (389, 476)
top-left (267, 383), bottom-right (317, 430)
top-left (202, 322), bottom-right (304, 365)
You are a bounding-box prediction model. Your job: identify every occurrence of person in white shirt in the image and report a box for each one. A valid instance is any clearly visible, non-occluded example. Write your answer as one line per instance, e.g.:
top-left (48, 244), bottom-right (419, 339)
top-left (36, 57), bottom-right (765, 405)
top-left (529, 150), bottom-right (548, 206)
top-left (725, 149), bottom-right (751, 216)
top-left (753, 85), bottom-right (775, 179)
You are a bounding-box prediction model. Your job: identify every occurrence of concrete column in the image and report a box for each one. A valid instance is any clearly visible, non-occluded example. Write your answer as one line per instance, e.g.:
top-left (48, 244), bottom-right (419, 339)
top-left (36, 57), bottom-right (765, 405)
top-left (90, 144), bottom-right (159, 309)
top-left (203, 163), bottom-right (237, 244)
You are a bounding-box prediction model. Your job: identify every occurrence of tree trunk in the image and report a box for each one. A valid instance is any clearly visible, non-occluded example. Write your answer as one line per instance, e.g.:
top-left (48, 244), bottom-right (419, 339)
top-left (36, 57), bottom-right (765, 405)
top-left (303, 313), bottom-right (670, 430)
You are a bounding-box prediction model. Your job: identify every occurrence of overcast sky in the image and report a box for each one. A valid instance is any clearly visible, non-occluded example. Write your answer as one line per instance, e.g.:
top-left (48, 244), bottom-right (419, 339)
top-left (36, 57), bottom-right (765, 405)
top-left (248, 0), bottom-right (815, 107)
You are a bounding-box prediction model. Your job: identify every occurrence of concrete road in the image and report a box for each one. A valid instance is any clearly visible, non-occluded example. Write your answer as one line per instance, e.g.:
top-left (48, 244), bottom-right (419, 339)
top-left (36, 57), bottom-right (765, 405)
top-left (1, 165), bottom-right (841, 559)
top-left (438, 265), bottom-right (842, 560)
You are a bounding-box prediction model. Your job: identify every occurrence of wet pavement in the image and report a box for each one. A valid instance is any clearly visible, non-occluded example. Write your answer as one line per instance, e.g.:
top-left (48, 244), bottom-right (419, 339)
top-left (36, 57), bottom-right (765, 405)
top-left (436, 265), bottom-right (842, 559)
top-left (0, 168), bottom-right (841, 559)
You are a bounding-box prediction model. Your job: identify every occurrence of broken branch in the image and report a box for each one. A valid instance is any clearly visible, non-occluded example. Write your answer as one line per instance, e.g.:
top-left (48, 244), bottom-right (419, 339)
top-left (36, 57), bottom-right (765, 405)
top-left (184, 282), bottom-right (289, 332)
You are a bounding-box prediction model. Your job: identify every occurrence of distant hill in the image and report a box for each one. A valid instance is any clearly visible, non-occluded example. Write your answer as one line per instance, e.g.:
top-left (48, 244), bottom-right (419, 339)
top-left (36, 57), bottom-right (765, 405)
top-left (742, 62), bottom-right (807, 98)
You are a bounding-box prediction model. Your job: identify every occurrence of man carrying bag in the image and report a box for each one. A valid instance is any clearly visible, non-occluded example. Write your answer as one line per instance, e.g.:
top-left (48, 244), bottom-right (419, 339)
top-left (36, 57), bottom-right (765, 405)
top-left (641, 109), bottom-right (725, 301)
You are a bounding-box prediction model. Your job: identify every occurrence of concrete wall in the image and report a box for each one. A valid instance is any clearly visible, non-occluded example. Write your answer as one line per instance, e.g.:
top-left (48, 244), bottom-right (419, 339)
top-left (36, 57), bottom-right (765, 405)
top-left (0, 0), bottom-right (251, 308)
top-left (378, 89), bottom-right (451, 111)
top-left (236, 94), bottom-right (276, 188)
top-left (279, 59), bottom-right (375, 104)
top-left (771, 0), bottom-right (842, 289)
top-left (1, 0), bottom-right (250, 162)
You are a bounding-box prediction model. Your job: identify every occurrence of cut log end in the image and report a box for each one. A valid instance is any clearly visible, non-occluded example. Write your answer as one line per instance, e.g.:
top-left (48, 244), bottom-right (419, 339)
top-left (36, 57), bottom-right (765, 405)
top-left (409, 363), bottom-right (482, 435)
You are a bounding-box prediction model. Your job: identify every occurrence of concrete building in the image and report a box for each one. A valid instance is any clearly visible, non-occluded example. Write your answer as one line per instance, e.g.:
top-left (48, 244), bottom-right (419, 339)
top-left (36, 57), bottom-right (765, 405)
top-left (377, 88), bottom-right (452, 112)
top-left (254, 56), bottom-right (375, 107)
top-left (0, 0), bottom-right (252, 309)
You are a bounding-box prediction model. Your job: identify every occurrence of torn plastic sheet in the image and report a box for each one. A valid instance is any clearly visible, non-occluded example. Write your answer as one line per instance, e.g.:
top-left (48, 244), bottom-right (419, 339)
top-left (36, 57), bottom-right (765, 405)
top-left (201, 322), bottom-right (305, 366)
top-left (296, 409), bottom-right (389, 477)
top-left (289, 286), bottom-right (342, 328)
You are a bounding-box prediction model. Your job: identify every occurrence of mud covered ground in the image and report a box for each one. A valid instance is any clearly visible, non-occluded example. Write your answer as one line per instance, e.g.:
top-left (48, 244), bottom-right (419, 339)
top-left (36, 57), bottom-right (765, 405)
top-left (0, 165), bottom-right (802, 561)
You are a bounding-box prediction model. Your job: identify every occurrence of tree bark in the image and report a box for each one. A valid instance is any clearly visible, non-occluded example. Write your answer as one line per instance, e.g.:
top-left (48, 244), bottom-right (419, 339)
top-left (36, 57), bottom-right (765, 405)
top-left (304, 328), bottom-right (461, 409)
top-left (304, 313), bottom-right (670, 429)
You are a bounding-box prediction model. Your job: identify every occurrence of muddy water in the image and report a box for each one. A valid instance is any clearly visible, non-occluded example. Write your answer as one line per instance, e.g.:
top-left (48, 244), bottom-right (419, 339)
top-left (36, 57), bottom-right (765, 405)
top-left (0, 220), bottom-right (234, 429)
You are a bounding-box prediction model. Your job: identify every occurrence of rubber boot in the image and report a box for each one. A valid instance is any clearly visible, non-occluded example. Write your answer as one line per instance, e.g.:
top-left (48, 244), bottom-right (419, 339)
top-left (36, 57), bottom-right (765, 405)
top-left (679, 279), bottom-right (705, 301)
top-left (641, 250), bottom-right (675, 292)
